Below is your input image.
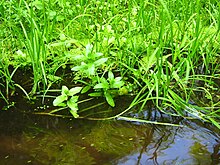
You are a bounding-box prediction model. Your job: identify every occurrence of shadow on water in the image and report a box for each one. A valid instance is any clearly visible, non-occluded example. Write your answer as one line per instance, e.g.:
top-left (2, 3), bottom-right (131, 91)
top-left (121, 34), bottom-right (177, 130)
top-left (0, 100), bottom-right (220, 165)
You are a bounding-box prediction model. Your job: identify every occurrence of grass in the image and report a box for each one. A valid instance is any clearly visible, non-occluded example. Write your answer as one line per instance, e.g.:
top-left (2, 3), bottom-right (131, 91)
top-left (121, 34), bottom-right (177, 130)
top-left (0, 0), bottom-right (220, 128)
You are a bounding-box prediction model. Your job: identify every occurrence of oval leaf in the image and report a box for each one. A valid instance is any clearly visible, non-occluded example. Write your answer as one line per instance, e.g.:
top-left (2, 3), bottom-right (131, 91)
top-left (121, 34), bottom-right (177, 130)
top-left (112, 81), bottom-right (124, 88)
top-left (94, 58), bottom-right (108, 66)
top-left (81, 86), bottom-right (91, 94)
top-left (88, 92), bottom-right (102, 97)
top-left (108, 71), bottom-right (114, 80)
top-left (61, 86), bottom-right (69, 95)
top-left (67, 99), bottom-right (78, 110)
top-left (104, 92), bottom-right (115, 107)
top-left (71, 65), bottom-right (86, 71)
top-left (53, 95), bottom-right (68, 106)
top-left (87, 63), bottom-right (95, 75)
top-left (69, 87), bottom-right (82, 96)
top-left (94, 83), bottom-right (106, 89)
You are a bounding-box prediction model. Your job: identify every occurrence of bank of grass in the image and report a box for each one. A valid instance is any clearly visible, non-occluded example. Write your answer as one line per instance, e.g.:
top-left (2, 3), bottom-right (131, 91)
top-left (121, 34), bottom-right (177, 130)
top-left (0, 0), bottom-right (220, 127)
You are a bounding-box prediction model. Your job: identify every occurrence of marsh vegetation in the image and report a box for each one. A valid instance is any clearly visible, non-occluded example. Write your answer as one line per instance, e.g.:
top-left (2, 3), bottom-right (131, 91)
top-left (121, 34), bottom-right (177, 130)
top-left (0, 0), bottom-right (220, 127)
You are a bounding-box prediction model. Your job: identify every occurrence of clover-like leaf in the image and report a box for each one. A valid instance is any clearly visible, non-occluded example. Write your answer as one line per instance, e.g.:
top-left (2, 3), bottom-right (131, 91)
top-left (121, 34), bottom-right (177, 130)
top-left (69, 87), bottom-right (82, 96)
top-left (53, 95), bottom-right (68, 106)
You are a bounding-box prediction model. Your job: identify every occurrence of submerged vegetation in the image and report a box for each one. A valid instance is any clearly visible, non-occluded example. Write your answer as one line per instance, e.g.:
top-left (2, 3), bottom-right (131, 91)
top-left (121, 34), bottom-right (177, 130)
top-left (0, 0), bottom-right (220, 128)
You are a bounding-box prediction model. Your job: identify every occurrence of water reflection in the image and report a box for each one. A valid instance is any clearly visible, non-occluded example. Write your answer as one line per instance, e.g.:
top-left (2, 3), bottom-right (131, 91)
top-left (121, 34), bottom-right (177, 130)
top-left (0, 111), bottom-right (219, 165)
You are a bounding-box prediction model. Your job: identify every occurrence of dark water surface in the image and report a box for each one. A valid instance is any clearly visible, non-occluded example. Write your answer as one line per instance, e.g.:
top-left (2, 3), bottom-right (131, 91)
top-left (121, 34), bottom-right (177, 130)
top-left (0, 108), bottom-right (220, 165)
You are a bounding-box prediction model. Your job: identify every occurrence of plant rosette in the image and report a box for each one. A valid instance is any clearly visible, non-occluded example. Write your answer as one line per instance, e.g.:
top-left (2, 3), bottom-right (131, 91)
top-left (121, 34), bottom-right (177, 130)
top-left (53, 86), bottom-right (82, 118)
top-left (89, 71), bottom-right (124, 107)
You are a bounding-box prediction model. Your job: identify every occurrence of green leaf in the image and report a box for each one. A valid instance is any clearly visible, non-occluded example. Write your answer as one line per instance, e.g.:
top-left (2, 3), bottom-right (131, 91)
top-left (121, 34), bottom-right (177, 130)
top-left (115, 77), bottom-right (122, 82)
top-left (69, 96), bottom-right (79, 103)
top-left (94, 58), bottom-right (108, 66)
top-left (98, 77), bottom-right (109, 89)
top-left (56, 103), bottom-right (66, 107)
top-left (108, 71), bottom-right (114, 80)
top-left (60, 33), bottom-right (66, 41)
top-left (88, 92), bottom-right (102, 97)
top-left (56, 15), bottom-right (65, 22)
top-left (112, 80), bottom-right (124, 88)
top-left (69, 87), bottom-right (82, 96)
top-left (94, 52), bottom-right (103, 57)
top-left (53, 95), bottom-right (68, 106)
top-left (73, 54), bottom-right (85, 61)
top-left (94, 83), bottom-right (105, 89)
top-left (48, 11), bottom-right (56, 19)
top-left (67, 97), bottom-right (78, 110)
top-left (33, 0), bottom-right (44, 10)
top-left (71, 65), bottom-right (86, 71)
top-left (85, 44), bottom-right (93, 56)
top-left (104, 92), bottom-right (115, 107)
top-left (61, 86), bottom-right (69, 95)
top-left (69, 109), bottom-right (79, 118)
top-left (119, 86), bottom-right (129, 95)
top-left (81, 86), bottom-right (91, 94)
top-left (87, 63), bottom-right (95, 75)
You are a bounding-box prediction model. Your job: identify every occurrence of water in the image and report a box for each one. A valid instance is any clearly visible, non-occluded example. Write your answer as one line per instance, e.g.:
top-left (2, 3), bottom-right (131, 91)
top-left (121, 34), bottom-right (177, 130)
top-left (0, 108), bottom-right (219, 165)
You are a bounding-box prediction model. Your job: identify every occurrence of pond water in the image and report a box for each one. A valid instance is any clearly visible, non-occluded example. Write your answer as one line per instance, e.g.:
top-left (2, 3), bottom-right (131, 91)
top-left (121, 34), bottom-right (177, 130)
top-left (0, 105), bottom-right (220, 165)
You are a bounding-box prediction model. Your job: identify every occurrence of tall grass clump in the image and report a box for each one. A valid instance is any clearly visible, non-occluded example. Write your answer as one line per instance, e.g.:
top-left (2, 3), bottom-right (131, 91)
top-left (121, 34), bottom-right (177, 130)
top-left (116, 0), bottom-right (220, 127)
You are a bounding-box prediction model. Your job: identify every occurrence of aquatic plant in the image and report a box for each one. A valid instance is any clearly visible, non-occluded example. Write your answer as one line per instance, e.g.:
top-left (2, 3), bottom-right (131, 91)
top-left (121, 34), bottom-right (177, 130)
top-left (71, 44), bottom-right (108, 77)
top-left (53, 86), bottom-right (82, 118)
top-left (1, 0), bottom-right (220, 128)
top-left (90, 70), bottom-right (124, 107)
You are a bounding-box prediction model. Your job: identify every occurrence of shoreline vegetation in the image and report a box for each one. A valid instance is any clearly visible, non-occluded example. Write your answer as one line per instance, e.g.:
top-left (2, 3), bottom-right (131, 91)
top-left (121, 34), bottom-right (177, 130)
top-left (0, 0), bottom-right (220, 128)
